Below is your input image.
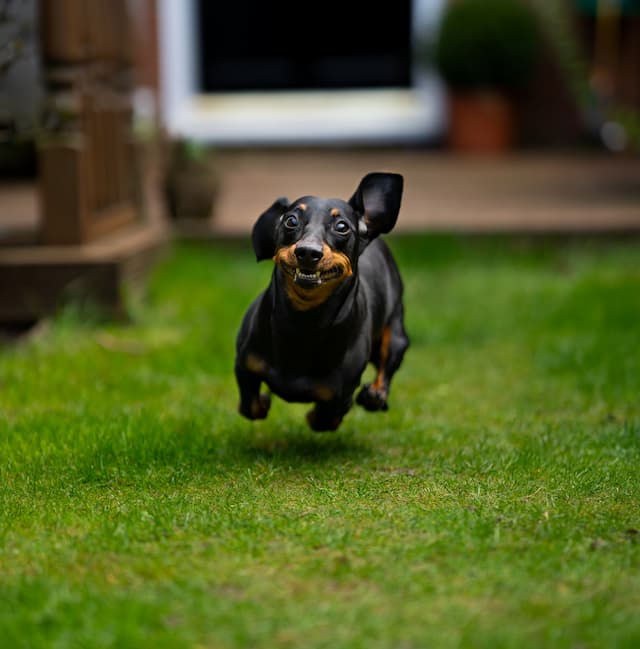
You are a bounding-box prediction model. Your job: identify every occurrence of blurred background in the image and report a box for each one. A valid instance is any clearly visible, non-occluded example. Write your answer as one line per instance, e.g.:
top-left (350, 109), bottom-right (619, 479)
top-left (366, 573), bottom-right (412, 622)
top-left (1, 0), bottom-right (639, 325)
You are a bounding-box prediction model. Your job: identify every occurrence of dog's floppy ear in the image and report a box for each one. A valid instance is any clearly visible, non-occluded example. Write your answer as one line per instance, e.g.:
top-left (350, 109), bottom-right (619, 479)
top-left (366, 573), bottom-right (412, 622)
top-left (349, 172), bottom-right (403, 241)
top-left (251, 197), bottom-right (289, 261)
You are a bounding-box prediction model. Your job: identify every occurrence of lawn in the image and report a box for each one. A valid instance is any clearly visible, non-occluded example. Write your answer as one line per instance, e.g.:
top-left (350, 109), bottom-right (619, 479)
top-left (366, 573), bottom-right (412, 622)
top-left (1, 234), bottom-right (639, 649)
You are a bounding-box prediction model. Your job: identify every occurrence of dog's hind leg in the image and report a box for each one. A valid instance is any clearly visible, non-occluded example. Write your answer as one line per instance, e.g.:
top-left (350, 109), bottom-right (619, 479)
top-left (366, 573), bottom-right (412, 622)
top-left (306, 395), bottom-right (353, 432)
top-left (356, 305), bottom-right (409, 412)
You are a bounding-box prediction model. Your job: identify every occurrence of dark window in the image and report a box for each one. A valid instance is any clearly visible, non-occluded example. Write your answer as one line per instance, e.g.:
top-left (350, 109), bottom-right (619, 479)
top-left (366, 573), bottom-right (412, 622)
top-left (198, 0), bottom-right (412, 92)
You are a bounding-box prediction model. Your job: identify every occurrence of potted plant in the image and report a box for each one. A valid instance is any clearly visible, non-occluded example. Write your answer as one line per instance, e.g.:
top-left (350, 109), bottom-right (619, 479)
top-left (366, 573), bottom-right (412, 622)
top-left (434, 0), bottom-right (540, 152)
top-left (163, 138), bottom-right (220, 223)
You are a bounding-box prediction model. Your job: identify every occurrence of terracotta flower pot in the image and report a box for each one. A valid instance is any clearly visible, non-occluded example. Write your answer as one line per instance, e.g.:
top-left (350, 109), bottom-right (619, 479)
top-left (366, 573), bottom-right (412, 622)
top-left (448, 91), bottom-right (515, 153)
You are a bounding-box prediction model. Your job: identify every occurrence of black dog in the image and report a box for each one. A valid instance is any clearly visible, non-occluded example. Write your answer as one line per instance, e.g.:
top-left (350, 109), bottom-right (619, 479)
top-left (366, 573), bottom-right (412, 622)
top-left (235, 172), bottom-right (409, 432)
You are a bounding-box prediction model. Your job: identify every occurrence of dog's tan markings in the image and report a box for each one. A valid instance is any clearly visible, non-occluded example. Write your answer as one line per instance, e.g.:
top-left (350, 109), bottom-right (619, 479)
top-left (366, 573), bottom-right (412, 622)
top-left (297, 203), bottom-right (307, 211)
top-left (246, 353), bottom-right (267, 375)
top-left (249, 395), bottom-right (269, 419)
top-left (250, 399), bottom-right (262, 418)
top-left (330, 208), bottom-right (340, 217)
top-left (273, 243), bottom-right (353, 311)
top-left (314, 384), bottom-right (334, 401)
top-left (371, 325), bottom-right (392, 395)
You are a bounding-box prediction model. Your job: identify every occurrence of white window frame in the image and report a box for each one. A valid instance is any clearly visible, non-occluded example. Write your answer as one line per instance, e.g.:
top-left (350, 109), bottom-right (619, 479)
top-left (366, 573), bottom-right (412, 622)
top-left (158, 0), bottom-right (445, 145)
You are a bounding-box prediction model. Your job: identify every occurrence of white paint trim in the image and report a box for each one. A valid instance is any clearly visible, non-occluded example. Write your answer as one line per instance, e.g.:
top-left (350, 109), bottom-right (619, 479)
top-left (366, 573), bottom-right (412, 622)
top-left (158, 0), bottom-right (446, 145)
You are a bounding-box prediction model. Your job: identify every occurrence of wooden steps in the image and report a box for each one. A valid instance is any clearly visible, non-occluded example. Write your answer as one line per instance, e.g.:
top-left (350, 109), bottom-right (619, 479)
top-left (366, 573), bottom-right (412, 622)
top-left (0, 208), bottom-right (169, 323)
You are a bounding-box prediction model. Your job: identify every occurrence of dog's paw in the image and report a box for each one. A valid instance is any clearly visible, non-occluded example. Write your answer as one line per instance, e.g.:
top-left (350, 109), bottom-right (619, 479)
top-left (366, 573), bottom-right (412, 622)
top-left (356, 384), bottom-right (389, 412)
top-left (306, 408), bottom-right (343, 432)
top-left (239, 393), bottom-right (271, 420)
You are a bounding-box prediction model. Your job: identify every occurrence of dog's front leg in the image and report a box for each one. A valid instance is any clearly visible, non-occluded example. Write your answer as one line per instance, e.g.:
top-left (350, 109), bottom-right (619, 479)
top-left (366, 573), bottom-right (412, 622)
top-left (235, 362), bottom-right (271, 421)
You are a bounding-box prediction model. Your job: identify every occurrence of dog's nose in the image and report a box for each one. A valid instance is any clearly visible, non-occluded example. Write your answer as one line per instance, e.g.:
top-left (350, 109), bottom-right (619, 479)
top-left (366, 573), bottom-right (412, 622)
top-left (294, 242), bottom-right (324, 265)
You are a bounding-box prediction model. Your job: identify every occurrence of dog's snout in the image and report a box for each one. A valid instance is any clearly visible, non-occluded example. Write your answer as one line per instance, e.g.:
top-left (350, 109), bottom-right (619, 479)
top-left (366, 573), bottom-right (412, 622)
top-left (294, 241), bottom-right (324, 265)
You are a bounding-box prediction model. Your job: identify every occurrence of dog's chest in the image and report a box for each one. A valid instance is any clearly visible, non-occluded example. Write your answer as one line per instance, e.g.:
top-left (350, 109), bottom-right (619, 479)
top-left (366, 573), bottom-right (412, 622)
top-left (264, 333), bottom-right (363, 403)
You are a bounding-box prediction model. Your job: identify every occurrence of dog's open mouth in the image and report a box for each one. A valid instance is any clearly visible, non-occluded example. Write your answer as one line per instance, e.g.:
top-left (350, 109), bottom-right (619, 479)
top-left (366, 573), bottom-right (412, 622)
top-left (273, 245), bottom-right (353, 309)
top-left (281, 264), bottom-right (344, 288)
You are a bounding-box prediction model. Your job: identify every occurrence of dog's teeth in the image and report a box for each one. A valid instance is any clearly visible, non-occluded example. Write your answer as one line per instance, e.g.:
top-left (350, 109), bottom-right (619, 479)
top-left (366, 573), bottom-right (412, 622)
top-left (292, 266), bottom-right (325, 286)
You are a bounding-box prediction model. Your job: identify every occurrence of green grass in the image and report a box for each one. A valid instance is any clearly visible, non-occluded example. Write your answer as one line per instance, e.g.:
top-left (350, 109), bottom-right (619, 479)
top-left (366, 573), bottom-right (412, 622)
top-left (1, 234), bottom-right (639, 648)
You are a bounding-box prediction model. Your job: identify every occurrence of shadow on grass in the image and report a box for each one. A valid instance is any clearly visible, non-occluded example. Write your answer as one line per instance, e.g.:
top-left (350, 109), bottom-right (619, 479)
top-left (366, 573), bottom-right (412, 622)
top-left (233, 426), bottom-right (372, 466)
top-left (54, 411), bottom-right (373, 488)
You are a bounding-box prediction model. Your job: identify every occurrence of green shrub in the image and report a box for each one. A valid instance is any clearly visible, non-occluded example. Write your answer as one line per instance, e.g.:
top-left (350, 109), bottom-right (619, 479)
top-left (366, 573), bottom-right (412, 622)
top-left (435, 0), bottom-right (540, 91)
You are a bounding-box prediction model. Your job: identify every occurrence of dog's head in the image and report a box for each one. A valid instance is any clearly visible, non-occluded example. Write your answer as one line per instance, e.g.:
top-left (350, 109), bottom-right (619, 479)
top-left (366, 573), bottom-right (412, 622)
top-left (251, 173), bottom-right (403, 310)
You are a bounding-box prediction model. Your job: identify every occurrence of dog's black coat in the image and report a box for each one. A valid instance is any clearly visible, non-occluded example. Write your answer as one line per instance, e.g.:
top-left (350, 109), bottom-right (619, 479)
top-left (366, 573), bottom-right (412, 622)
top-left (235, 172), bottom-right (409, 431)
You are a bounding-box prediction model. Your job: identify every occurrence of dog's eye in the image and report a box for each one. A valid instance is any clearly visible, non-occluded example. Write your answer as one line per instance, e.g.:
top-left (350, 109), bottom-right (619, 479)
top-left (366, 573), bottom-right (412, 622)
top-left (284, 214), bottom-right (299, 229)
top-left (333, 219), bottom-right (350, 235)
